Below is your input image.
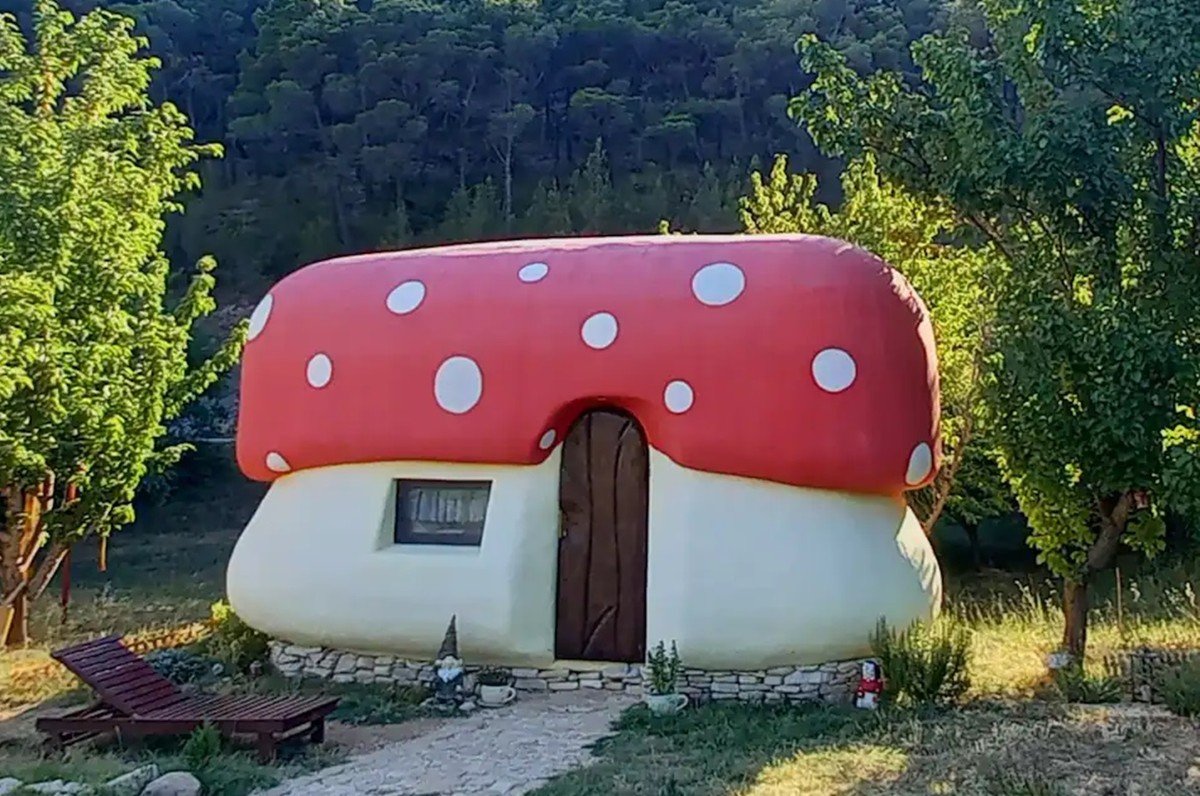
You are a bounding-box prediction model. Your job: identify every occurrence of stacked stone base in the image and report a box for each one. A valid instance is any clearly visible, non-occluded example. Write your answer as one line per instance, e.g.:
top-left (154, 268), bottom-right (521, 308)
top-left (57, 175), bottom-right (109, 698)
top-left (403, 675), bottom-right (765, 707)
top-left (1103, 647), bottom-right (1200, 703)
top-left (269, 642), bottom-right (864, 705)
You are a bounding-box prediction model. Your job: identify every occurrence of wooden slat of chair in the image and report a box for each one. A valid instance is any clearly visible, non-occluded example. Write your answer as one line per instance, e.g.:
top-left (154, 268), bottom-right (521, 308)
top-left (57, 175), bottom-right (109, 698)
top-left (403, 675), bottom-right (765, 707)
top-left (200, 695), bottom-right (280, 721)
top-left (51, 636), bottom-right (182, 717)
top-left (57, 638), bottom-right (129, 667)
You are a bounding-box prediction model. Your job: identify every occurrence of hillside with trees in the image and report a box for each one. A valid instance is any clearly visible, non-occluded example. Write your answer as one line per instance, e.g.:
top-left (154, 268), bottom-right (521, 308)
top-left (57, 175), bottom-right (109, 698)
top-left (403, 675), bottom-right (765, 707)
top-left (0, 0), bottom-right (956, 292)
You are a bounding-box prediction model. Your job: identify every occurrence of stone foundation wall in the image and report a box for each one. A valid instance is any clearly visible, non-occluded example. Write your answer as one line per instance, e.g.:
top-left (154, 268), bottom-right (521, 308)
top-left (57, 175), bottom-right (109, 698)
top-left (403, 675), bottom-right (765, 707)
top-left (269, 642), bottom-right (865, 704)
top-left (1104, 647), bottom-right (1200, 703)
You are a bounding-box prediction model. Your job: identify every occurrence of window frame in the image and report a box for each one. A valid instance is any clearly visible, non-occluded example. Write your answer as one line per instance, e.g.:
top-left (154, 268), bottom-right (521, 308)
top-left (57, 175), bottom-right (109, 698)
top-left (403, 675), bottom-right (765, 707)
top-left (393, 478), bottom-right (492, 547)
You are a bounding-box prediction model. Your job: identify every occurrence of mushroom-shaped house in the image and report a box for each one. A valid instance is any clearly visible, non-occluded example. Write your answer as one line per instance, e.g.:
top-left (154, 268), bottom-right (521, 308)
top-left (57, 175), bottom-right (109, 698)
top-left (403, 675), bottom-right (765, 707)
top-left (229, 234), bottom-right (942, 671)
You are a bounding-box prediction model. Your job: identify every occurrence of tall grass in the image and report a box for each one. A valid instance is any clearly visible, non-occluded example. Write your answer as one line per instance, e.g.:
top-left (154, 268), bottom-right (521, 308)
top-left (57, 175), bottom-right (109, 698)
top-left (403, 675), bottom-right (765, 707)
top-left (946, 560), bottom-right (1200, 697)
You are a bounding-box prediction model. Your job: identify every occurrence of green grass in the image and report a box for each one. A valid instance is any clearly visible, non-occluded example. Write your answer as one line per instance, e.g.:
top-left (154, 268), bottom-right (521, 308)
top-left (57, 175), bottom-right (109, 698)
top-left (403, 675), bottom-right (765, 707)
top-left (533, 700), bottom-right (1200, 795)
top-left (243, 675), bottom-right (433, 725)
top-left (531, 555), bottom-right (1200, 795)
top-left (0, 729), bottom-right (345, 795)
top-left (947, 558), bottom-right (1200, 698)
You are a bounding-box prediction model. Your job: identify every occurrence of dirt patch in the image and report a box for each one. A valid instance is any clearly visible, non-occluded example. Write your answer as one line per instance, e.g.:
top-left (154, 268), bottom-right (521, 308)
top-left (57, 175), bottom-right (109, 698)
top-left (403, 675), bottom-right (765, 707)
top-left (324, 716), bottom-right (446, 755)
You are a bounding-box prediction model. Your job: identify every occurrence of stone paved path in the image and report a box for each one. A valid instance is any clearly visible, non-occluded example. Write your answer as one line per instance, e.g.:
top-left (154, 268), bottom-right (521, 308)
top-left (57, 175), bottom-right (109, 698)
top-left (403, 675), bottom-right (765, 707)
top-left (261, 691), bottom-right (635, 795)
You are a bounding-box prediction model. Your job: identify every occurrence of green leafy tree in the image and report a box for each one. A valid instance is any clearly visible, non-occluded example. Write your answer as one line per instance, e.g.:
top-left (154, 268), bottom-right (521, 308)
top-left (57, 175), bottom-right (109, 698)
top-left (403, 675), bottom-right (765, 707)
top-left (436, 180), bottom-right (505, 243)
top-left (521, 181), bottom-right (573, 236)
top-left (569, 139), bottom-right (615, 233)
top-left (0, 0), bottom-right (241, 645)
top-left (792, 0), bottom-right (1200, 659)
top-left (741, 154), bottom-right (1012, 537)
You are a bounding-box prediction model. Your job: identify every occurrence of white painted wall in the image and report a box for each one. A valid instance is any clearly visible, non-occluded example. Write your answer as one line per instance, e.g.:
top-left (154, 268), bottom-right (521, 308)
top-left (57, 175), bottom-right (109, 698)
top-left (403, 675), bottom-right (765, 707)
top-left (228, 451), bottom-right (941, 668)
top-left (646, 451), bottom-right (941, 669)
top-left (227, 456), bottom-right (562, 663)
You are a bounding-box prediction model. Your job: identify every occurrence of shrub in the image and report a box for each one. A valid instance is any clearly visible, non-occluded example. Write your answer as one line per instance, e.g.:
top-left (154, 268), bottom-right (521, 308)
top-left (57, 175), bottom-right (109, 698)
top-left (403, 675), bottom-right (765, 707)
top-left (204, 600), bottom-right (270, 673)
top-left (328, 682), bottom-right (429, 725)
top-left (985, 770), bottom-right (1067, 796)
top-left (145, 648), bottom-right (220, 685)
top-left (870, 617), bottom-right (972, 707)
top-left (476, 666), bottom-right (510, 687)
top-left (191, 753), bottom-right (283, 796)
top-left (1158, 659), bottom-right (1200, 716)
top-left (182, 723), bottom-right (224, 771)
top-left (646, 640), bottom-right (682, 696)
top-left (1051, 666), bottom-right (1123, 704)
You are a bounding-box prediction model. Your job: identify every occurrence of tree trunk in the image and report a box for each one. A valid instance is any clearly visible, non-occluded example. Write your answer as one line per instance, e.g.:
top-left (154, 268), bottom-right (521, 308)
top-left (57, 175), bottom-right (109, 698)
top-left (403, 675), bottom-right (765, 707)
top-left (1, 478), bottom-right (68, 647)
top-left (2, 592), bottom-right (27, 647)
top-left (1062, 578), bottom-right (1089, 660)
top-left (1058, 492), bottom-right (1134, 663)
top-left (503, 140), bottom-right (513, 229)
top-left (1, 484), bottom-right (39, 648)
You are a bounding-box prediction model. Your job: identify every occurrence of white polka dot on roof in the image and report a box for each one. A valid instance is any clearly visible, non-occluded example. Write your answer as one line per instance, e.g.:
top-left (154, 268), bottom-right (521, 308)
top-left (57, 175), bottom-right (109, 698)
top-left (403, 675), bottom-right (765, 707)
top-left (581, 312), bottom-right (618, 349)
top-left (664, 380), bottom-right (694, 414)
top-left (906, 442), bottom-right (933, 486)
top-left (435, 356), bottom-right (483, 414)
top-left (519, 262), bottom-right (549, 283)
top-left (386, 280), bottom-right (426, 314)
top-left (248, 294), bottom-right (273, 341)
top-left (812, 348), bottom-right (857, 393)
top-left (265, 452), bottom-right (291, 473)
top-left (538, 430), bottom-right (557, 450)
top-left (306, 353), bottom-right (332, 388)
top-left (691, 262), bottom-right (745, 306)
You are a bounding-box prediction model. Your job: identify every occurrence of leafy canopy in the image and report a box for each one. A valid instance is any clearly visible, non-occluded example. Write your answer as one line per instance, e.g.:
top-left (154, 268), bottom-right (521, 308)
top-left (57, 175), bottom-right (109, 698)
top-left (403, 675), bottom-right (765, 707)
top-left (791, 0), bottom-right (1200, 579)
top-left (0, 0), bottom-right (240, 552)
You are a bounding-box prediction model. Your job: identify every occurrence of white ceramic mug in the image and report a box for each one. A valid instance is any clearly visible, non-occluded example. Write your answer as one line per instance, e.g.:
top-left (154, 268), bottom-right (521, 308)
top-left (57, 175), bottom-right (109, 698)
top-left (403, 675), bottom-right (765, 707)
top-left (479, 684), bottom-right (517, 706)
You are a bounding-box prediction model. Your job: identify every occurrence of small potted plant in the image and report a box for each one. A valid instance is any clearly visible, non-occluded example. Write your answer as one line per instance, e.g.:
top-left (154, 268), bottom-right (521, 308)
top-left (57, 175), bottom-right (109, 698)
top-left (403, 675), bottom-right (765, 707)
top-left (645, 640), bottom-right (687, 715)
top-left (476, 666), bottom-right (516, 707)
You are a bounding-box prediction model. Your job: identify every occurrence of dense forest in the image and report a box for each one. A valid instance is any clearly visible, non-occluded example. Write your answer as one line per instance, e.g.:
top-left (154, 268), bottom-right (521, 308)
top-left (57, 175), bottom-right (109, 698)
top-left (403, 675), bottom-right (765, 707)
top-left (1, 0), bottom-right (956, 294)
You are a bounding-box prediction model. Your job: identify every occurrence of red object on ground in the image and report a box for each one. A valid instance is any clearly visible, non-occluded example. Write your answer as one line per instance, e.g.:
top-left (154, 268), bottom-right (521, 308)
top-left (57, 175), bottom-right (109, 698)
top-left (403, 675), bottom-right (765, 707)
top-left (236, 234), bottom-right (940, 495)
top-left (855, 663), bottom-right (884, 706)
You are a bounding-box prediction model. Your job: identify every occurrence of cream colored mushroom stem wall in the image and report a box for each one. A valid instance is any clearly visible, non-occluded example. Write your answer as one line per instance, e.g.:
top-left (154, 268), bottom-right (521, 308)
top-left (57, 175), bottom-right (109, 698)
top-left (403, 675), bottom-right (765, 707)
top-left (227, 457), bottom-right (563, 661)
top-left (226, 452), bottom-right (941, 666)
top-left (646, 451), bottom-right (941, 669)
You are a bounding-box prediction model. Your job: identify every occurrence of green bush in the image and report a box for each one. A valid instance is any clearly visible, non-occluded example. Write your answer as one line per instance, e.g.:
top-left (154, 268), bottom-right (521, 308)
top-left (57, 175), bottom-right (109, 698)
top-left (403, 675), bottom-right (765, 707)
top-left (190, 754), bottom-right (283, 796)
top-left (985, 770), bottom-right (1067, 796)
top-left (328, 682), bottom-right (430, 725)
top-left (174, 723), bottom-right (295, 795)
top-left (870, 617), bottom-right (972, 707)
top-left (1158, 659), bottom-right (1200, 716)
top-left (1051, 666), bottom-right (1123, 704)
top-left (145, 648), bottom-right (221, 684)
top-left (203, 600), bottom-right (270, 673)
top-left (182, 723), bottom-right (224, 771)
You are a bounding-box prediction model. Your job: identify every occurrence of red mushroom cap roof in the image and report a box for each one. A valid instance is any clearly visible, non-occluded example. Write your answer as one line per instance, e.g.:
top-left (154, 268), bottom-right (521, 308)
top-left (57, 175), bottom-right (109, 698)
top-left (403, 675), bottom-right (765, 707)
top-left (236, 234), bottom-right (940, 495)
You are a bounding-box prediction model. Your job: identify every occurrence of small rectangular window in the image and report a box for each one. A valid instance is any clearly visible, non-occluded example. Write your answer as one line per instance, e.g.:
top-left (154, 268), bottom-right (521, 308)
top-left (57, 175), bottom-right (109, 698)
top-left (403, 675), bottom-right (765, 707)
top-left (394, 479), bottom-right (490, 546)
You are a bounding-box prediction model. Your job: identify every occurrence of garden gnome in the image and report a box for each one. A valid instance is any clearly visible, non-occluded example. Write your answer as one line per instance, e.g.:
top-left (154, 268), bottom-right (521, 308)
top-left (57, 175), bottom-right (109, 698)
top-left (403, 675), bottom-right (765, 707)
top-left (854, 660), bottom-right (883, 709)
top-left (432, 615), bottom-right (466, 709)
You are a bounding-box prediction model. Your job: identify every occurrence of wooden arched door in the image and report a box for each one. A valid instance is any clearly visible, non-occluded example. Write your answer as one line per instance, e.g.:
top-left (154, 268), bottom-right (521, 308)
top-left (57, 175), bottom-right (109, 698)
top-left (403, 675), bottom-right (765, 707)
top-left (555, 410), bottom-right (649, 662)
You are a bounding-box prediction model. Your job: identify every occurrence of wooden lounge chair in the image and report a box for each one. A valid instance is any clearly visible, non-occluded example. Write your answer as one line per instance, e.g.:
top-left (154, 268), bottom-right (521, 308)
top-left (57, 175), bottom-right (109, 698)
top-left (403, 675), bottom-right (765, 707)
top-left (36, 635), bottom-right (338, 761)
